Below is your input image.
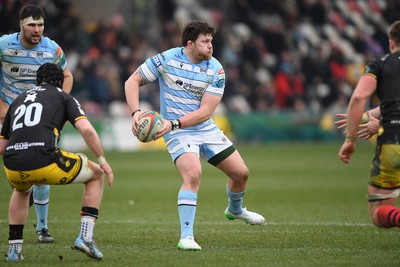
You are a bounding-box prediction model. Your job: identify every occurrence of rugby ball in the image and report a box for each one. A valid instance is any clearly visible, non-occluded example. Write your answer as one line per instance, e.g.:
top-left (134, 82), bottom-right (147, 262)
top-left (137, 111), bottom-right (163, 142)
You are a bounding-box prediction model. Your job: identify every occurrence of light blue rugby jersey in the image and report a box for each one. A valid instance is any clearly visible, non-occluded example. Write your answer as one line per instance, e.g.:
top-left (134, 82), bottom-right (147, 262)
top-left (0, 32), bottom-right (67, 104)
top-left (139, 47), bottom-right (226, 137)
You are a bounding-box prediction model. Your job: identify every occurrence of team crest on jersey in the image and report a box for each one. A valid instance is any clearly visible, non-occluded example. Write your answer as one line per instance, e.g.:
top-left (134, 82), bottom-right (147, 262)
top-left (216, 78), bottom-right (225, 88)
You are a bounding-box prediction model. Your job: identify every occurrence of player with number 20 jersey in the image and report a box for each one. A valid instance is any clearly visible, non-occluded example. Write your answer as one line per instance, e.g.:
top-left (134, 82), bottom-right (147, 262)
top-left (1, 83), bottom-right (85, 176)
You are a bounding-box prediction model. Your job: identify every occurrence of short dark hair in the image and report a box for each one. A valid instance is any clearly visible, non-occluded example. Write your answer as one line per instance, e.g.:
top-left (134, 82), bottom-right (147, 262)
top-left (181, 21), bottom-right (216, 47)
top-left (19, 4), bottom-right (45, 21)
top-left (389, 20), bottom-right (400, 47)
top-left (36, 63), bottom-right (64, 88)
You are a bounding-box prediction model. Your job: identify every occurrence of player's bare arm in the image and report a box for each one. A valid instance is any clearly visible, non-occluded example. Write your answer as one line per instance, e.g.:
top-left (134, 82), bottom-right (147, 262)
top-left (0, 137), bottom-right (7, 155)
top-left (339, 75), bottom-right (376, 163)
top-left (62, 68), bottom-right (74, 94)
top-left (74, 118), bottom-right (114, 186)
top-left (335, 78), bottom-right (380, 139)
top-left (179, 93), bottom-right (221, 128)
top-left (155, 93), bottom-right (221, 139)
top-left (125, 68), bottom-right (150, 135)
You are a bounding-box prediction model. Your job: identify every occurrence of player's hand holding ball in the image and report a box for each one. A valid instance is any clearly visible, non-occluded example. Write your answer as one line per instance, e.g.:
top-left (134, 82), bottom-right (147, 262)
top-left (134, 110), bottom-right (164, 142)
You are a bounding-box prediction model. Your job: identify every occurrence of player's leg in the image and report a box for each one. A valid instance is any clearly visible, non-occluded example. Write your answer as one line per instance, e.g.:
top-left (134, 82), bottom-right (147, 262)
top-left (213, 148), bottom-right (265, 225)
top-left (368, 144), bottom-right (400, 228)
top-left (70, 153), bottom-right (105, 260)
top-left (175, 152), bottom-right (202, 251)
top-left (7, 186), bottom-right (32, 262)
top-left (368, 185), bottom-right (400, 227)
top-left (32, 184), bottom-right (53, 243)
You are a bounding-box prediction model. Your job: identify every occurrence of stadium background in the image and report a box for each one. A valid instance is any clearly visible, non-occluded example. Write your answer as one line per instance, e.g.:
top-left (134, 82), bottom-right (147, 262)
top-left (1, 0), bottom-right (398, 150)
top-left (1, 2), bottom-right (400, 265)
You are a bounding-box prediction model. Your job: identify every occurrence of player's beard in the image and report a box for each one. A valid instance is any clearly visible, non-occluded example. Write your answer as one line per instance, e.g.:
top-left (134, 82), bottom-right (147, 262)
top-left (196, 50), bottom-right (213, 61)
top-left (22, 31), bottom-right (41, 46)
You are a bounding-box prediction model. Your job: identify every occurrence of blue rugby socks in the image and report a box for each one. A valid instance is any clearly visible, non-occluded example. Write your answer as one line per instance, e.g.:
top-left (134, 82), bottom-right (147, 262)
top-left (226, 186), bottom-right (244, 215)
top-left (178, 190), bottom-right (197, 239)
top-left (33, 185), bottom-right (50, 231)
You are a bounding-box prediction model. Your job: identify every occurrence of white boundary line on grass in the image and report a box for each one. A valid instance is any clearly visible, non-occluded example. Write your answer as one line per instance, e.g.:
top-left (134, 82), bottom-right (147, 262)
top-left (0, 219), bottom-right (371, 227)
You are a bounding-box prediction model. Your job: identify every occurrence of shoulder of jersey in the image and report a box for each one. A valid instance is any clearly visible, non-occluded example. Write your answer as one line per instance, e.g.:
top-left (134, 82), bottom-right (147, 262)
top-left (39, 36), bottom-right (59, 49)
top-left (0, 33), bottom-right (19, 46)
top-left (163, 47), bottom-right (182, 60)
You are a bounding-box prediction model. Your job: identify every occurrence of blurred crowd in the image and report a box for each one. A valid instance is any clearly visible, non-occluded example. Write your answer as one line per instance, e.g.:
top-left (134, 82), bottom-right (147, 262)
top-left (0, 0), bottom-right (398, 118)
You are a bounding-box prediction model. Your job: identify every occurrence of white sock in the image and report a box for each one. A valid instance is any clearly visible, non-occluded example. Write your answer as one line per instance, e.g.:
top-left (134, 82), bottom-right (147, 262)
top-left (79, 216), bottom-right (95, 242)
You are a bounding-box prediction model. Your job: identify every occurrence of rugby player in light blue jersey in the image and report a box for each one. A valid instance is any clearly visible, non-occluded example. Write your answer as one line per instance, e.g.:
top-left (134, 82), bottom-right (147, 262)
top-left (125, 21), bottom-right (265, 251)
top-left (0, 4), bottom-right (73, 243)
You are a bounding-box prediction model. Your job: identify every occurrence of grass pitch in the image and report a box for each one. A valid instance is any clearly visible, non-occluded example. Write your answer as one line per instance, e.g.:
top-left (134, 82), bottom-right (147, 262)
top-left (0, 142), bottom-right (399, 266)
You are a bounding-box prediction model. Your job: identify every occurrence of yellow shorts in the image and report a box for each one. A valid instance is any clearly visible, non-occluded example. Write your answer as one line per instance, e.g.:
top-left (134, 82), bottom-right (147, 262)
top-left (370, 144), bottom-right (400, 189)
top-left (4, 150), bottom-right (92, 191)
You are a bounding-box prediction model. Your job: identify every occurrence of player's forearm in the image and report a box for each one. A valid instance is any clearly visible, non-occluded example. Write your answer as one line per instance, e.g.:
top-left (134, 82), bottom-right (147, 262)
top-left (124, 73), bottom-right (141, 112)
top-left (346, 99), bottom-right (366, 138)
top-left (178, 108), bottom-right (212, 128)
top-left (75, 119), bottom-right (105, 158)
top-left (82, 129), bottom-right (105, 158)
top-left (0, 138), bottom-right (7, 155)
top-left (62, 75), bottom-right (74, 94)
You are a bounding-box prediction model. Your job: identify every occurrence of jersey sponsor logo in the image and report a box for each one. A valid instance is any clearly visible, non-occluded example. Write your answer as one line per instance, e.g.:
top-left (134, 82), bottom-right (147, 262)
top-left (11, 67), bottom-right (19, 73)
top-left (18, 172), bottom-right (30, 180)
top-left (18, 67), bottom-right (37, 78)
top-left (6, 141), bottom-right (45, 151)
top-left (151, 55), bottom-right (162, 67)
top-left (217, 68), bottom-right (225, 75)
top-left (13, 178), bottom-right (48, 184)
top-left (3, 62), bottom-right (39, 78)
top-left (176, 80), bottom-right (206, 97)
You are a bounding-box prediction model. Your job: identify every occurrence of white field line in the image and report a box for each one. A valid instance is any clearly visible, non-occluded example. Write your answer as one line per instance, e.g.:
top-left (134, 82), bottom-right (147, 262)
top-left (0, 219), bottom-right (372, 227)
